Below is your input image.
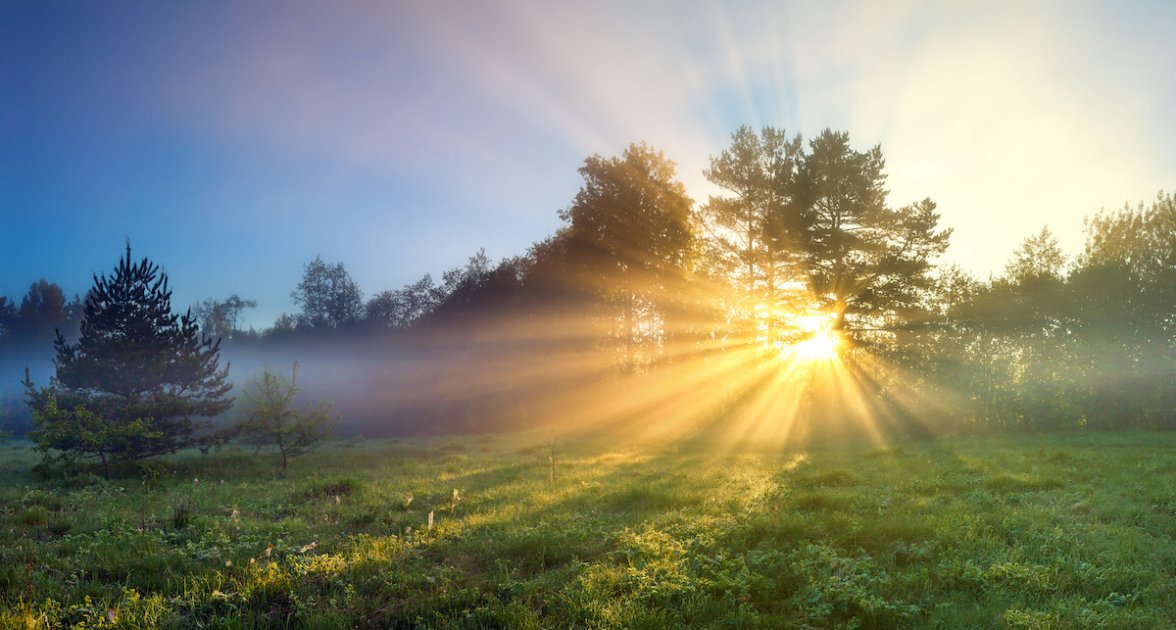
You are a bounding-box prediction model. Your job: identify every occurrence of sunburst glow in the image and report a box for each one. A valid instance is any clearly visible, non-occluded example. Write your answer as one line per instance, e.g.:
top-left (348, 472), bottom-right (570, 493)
top-left (795, 326), bottom-right (841, 361)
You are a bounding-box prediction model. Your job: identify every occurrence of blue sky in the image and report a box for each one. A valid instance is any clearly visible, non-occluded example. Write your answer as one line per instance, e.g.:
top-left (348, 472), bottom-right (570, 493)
top-left (3, 1), bottom-right (1175, 328)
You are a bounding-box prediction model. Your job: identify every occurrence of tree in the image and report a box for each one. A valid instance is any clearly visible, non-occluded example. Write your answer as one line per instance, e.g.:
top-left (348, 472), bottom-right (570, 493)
top-left (703, 126), bottom-right (803, 297)
top-left (191, 294), bottom-right (257, 341)
top-left (782, 130), bottom-right (952, 337)
top-left (1005, 226), bottom-right (1066, 282)
top-left (1064, 195), bottom-right (1176, 428)
top-left (29, 394), bottom-right (160, 477)
top-left (291, 255), bottom-right (363, 330)
top-left (562, 143), bottom-right (695, 290)
top-left (0, 296), bottom-right (15, 342)
top-left (265, 312), bottom-right (300, 338)
top-left (557, 142), bottom-right (697, 367)
top-left (365, 274), bottom-right (442, 329)
top-left (25, 244), bottom-right (233, 467)
top-left (7, 280), bottom-right (77, 350)
top-left (0, 400), bottom-right (12, 444)
top-left (238, 363), bottom-right (333, 469)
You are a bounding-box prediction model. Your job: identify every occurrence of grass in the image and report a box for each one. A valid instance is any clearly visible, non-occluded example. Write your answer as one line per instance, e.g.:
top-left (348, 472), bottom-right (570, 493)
top-left (0, 430), bottom-right (1174, 628)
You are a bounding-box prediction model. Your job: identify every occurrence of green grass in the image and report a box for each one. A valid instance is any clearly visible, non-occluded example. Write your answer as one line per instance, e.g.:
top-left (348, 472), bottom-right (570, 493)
top-left (1, 430), bottom-right (1174, 628)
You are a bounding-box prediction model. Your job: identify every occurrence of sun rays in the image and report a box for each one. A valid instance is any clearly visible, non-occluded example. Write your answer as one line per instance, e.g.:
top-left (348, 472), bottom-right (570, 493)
top-left (384, 276), bottom-right (942, 458)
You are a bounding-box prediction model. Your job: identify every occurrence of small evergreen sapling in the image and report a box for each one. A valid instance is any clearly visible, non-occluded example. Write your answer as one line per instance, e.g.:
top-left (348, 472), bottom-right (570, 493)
top-left (239, 362), bottom-right (333, 469)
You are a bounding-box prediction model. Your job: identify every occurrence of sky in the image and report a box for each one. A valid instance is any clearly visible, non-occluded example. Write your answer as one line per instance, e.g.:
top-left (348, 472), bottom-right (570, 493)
top-left (3, 0), bottom-right (1174, 328)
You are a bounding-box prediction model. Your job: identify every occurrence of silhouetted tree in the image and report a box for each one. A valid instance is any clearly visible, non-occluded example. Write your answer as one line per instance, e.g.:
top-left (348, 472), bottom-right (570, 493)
top-left (917, 195), bottom-right (1176, 430)
top-left (291, 255), bottom-right (363, 330)
top-left (563, 143), bottom-right (695, 290)
top-left (0, 296), bottom-right (16, 342)
top-left (1005, 226), bottom-right (1066, 282)
top-left (264, 312), bottom-right (300, 338)
top-left (704, 126), bottom-right (803, 297)
top-left (558, 142), bottom-right (697, 368)
top-left (783, 130), bottom-right (952, 338)
top-left (365, 274), bottom-right (444, 329)
top-left (1065, 195), bottom-right (1176, 427)
top-left (7, 280), bottom-right (76, 350)
top-left (25, 245), bottom-right (233, 468)
top-left (192, 294), bottom-right (258, 341)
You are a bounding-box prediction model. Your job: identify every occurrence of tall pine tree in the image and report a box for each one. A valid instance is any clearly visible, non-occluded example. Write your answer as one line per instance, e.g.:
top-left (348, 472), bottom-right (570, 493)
top-left (26, 244), bottom-right (233, 468)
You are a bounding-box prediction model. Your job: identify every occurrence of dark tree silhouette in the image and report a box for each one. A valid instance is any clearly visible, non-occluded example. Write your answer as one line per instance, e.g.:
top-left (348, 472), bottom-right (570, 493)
top-left (7, 280), bottom-right (77, 350)
top-left (704, 126), bottom-right (803, 297)
top-left (0, 296), bottom-right (14, 341)
top-left (365, 274), bottom-right (442, 329)
top-left (25, 245), bottom-right (233, 468)
top-left (784, 130), bottom-right (952, 336)
top-left (291, 255), bottom-right (363, 330)
top-left (561, 143), bottom-right (695, 292)
top-left (191, 294), bottom-right (258, 341)
top-left (557, 142), bottom-right (697, 368)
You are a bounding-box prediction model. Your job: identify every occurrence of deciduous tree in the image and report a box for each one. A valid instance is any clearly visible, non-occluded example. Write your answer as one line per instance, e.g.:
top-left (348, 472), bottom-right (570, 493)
top-left (238, 363), bottom-right (333, 469)
top-left (291, 255), bottom-right (363, 330)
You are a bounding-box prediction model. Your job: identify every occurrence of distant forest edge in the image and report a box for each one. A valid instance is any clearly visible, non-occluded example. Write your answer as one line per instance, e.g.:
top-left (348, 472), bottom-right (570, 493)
top-left (3, 128), bottom-right (1175, 438)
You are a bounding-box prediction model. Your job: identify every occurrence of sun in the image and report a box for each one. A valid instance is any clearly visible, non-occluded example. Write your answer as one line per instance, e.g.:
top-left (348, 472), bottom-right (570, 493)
top-left (777, 310), bottom-right (843, 361)
top-left (795, 326), bottom-right (841, 360)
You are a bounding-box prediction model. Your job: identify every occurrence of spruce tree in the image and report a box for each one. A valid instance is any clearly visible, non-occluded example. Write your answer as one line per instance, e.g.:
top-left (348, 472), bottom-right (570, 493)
top-left (26, 244), bottom-right (233, 467)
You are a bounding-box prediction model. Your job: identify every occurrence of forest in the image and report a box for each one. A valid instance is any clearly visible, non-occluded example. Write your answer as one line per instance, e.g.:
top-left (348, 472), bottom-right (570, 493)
top-left (3, 127), bottom-right (1174, 445)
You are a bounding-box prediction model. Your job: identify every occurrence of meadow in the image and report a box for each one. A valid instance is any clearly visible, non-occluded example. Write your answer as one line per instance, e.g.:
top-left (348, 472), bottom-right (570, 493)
top-left (1, 430), bottom-right (1174, 629)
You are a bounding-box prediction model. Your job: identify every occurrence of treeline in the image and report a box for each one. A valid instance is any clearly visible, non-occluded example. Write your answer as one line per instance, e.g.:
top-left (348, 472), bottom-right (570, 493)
top-left (3, 128), bottom-right (1174, 439)
top-left (914, 198), bottom-right (1176, 430)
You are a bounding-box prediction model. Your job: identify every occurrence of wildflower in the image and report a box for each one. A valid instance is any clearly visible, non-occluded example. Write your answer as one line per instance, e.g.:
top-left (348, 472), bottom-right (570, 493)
top-left (299, 542), bottom-right (318, 553)
top-left (225, 559), bottom-right (232, 567)
top-left (263, 543), bottom-right (273, 559)
top-left (193, 477), bottom-right (200, 486)
top-left (106, 609), bottom-right (117, 623)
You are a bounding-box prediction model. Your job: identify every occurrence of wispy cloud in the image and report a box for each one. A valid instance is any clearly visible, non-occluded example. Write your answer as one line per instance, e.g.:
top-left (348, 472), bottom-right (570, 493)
top-left (6, 0), bottom-right (1173, 315)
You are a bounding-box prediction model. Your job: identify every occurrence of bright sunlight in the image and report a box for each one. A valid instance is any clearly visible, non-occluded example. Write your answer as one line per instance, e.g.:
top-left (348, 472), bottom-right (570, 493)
top-left (788, 311), bottom-right (842, 362)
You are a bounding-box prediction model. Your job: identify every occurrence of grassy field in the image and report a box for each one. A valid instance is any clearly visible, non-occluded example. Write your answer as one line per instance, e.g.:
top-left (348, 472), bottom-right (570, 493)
top-left (1, 430), bottom-right (1174, 629)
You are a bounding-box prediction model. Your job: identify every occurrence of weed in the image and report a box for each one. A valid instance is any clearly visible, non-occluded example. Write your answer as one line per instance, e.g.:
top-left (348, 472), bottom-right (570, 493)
top-left (172, 501), bottom-right (191, 530)
top-left (19, 505), bottom-right (49, 527)
top-left (307, 476), bottom-right (363, 499)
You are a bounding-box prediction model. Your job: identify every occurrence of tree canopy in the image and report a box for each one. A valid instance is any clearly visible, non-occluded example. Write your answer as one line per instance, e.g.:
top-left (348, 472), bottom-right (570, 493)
top-left (291, 255), bottom-right (363, 330)
top-left (25, 245), bottom-right (233, 467)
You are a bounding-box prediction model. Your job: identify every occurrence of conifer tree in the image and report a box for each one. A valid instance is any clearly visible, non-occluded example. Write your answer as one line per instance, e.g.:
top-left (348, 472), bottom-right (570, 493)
top-left (26, 244), bottom-right (233, 467)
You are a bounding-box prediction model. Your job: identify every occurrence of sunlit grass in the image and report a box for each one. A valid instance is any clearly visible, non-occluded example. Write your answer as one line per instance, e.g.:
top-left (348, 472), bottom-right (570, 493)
top-left (1, 431), bottom-right (1174, 627)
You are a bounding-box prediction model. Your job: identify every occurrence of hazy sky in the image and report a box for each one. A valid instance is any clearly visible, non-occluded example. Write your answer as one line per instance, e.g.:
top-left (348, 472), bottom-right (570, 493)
top-left (3, 1), bottom-right (1174, 328)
